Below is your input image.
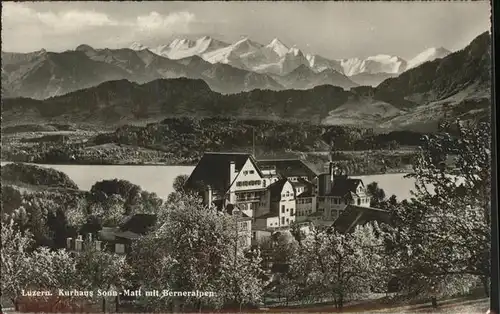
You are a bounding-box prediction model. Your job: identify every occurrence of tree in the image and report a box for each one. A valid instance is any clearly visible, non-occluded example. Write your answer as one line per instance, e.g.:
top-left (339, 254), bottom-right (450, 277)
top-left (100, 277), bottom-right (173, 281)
top-left (28, 247), bottom-right (80, 299)
top-left (129, 194), bottom-right (265, 312)
top-left (172, 174), bottom-right (189, 193)
top-left (89, 194), bottom-right (127, 227)
top-left (1, 219), bottom-right (35, 311)
top-left (74, 243), bottom-right (129, 312)
top-left (90, 179), bottom-right (141, 213)
top-left (90, 179), bottom-right (163, 215)
top-left (1, 185), bottom-right (23, 216)
top-left (385, 120), bottom-right (491, 301)
top-left (367, 182), bottom-right (386, 207)
top-left (287, 224), bottom-right (388, 309)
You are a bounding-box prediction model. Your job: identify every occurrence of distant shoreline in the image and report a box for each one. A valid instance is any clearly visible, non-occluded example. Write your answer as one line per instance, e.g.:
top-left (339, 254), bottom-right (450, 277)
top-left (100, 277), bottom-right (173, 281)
top-left (0, 160), bottom-right (195, 167)
top-left (0, 160), bottom-right (410, 176)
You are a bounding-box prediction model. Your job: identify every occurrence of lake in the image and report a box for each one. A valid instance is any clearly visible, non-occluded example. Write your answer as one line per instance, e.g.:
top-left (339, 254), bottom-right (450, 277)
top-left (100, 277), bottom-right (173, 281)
top-left (1, 162), bottom-right (419, 201)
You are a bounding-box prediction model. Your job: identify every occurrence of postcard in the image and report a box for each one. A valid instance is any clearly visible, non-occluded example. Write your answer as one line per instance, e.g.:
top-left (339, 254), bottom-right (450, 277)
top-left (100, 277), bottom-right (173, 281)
top-left (1, 1), bottom-right (495, 313)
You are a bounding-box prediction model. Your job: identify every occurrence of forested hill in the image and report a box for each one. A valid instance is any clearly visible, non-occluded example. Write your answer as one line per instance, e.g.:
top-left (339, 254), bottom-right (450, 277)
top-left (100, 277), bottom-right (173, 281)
top-left (90, 117), bottom-right (425, 158)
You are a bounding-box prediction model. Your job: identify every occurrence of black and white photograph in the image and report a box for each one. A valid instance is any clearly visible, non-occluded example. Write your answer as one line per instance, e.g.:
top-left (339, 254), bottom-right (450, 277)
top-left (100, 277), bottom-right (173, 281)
top-left (0, 1), bottom-right (496, 313)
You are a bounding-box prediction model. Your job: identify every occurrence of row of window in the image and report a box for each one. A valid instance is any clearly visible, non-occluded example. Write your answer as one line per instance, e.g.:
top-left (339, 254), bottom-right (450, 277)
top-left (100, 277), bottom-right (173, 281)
top-left (243, 170), bottom-right (255, 175)
top-left (316, 197), bottom-right (370, 205)
top-left (289, 176), bottom-right (308, 182)
top-left (297, 198), bottom-right (313, 204)
top-left (236, 191), bottom-right (262, 199)
top-left (236, 180), bottom-right (262, 187)
top-left (297, 209), bottom-right (313, 216)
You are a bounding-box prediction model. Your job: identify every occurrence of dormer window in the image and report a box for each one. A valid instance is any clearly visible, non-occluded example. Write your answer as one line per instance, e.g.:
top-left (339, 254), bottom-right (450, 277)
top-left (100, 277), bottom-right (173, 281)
top-left (243, 171), bottom-right (248, 175)
top-left (249, 170), bottom-right (255, 174)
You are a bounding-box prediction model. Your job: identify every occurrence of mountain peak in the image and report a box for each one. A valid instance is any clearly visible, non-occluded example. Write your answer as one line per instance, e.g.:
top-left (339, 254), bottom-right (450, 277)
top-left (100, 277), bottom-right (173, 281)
top-left (266, 38), bottom-right (289, 57)
top-left (197, 36), bottom-right (213, 43)
top-left (169, 38), bottom-right (195, 49)
top-left (232, 37), bottom-right (263, 50)
top-left (269, 38), bottom-right (285, 46)
top-left (288, 47), bottom-right (303, 57)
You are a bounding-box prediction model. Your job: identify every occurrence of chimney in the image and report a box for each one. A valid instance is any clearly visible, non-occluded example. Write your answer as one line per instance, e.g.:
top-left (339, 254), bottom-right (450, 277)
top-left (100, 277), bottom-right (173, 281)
top-left (205, 185), bottom-right (213, 206)
top-left (230, 161), bottom-right (236, 182)
top-left (229, 161), bottom-right (237, 204)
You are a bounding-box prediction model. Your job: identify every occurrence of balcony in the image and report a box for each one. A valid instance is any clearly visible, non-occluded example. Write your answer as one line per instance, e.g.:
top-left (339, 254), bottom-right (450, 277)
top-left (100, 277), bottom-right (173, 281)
top-left (236, 195), bottom-right (261, 202)
top-left (236, 191), bottom-right (263, 202)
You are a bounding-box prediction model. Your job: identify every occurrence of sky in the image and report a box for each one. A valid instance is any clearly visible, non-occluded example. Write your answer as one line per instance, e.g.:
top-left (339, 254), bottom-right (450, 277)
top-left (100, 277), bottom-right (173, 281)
top-left (1, 1), bottom-right (491, 60)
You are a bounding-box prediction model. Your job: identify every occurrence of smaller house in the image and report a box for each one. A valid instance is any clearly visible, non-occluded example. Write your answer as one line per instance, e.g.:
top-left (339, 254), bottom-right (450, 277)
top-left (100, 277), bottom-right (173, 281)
top-left (66, 234), bottom-right (102, 252)
top-left (226, 204), bottom-right (254, 248)
top-left (67, 214), bottom-right (158, 255)
top-left (315, 163), bottom-right (372, 221)
top-left (333, 204), bottom-right (391, 234)
top-left (255, 178), bottom-right (296, 229)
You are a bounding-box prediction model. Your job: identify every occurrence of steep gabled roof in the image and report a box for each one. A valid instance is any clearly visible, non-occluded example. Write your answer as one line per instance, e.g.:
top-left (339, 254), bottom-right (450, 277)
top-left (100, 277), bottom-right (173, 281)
top-left (257, 159), bottom-right (317, 179)
top-left (318, 174), bottom-right (364, 197)
top-left (185, 152), bottom-right (262, 193)
top-left (333, 205), bottom-right (391, 234)
top-left (120, 213), bottom-right (157, 235)
top-left (114, 230), bottom-right (141, 240)
top-left (268, 178), bottom-right (289, 202)
top-left (255, 212), bottom-right (279, 219)
top-left (297, 189), bottom-right (313, 198)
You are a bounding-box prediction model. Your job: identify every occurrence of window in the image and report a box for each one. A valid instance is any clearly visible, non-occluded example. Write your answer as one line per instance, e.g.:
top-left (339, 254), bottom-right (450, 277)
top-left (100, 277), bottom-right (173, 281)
top-left (281, 217), bottom-right (285, 225)
top-left (252, 232), bottom-right (256, 239)
top-left (281, 205), bottom-right (285, 213)
top-left (244, 171), bottom-right (248, 175)
top-left (357, 198), bottom-right (361, 205)
top-left (249, 170), bottom-right (254, 174)
top-left (263, 181), bottom-right (267, 187)
top-left (286, 191), bottom-right (290, 197)
top-left (291, 208), bottom-right (294, 216)
top-left (286, 218), bottom-right (289, 224)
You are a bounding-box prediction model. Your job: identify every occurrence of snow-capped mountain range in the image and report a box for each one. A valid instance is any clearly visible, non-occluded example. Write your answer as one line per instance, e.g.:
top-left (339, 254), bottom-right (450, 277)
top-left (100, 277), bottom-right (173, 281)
top-left (130, 36), bottom-right (451, 86)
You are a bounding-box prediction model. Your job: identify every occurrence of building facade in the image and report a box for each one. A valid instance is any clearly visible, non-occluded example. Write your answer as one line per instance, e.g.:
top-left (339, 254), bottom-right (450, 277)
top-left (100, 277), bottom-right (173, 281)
top-left (185, 153), bottom-right (377, 247)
